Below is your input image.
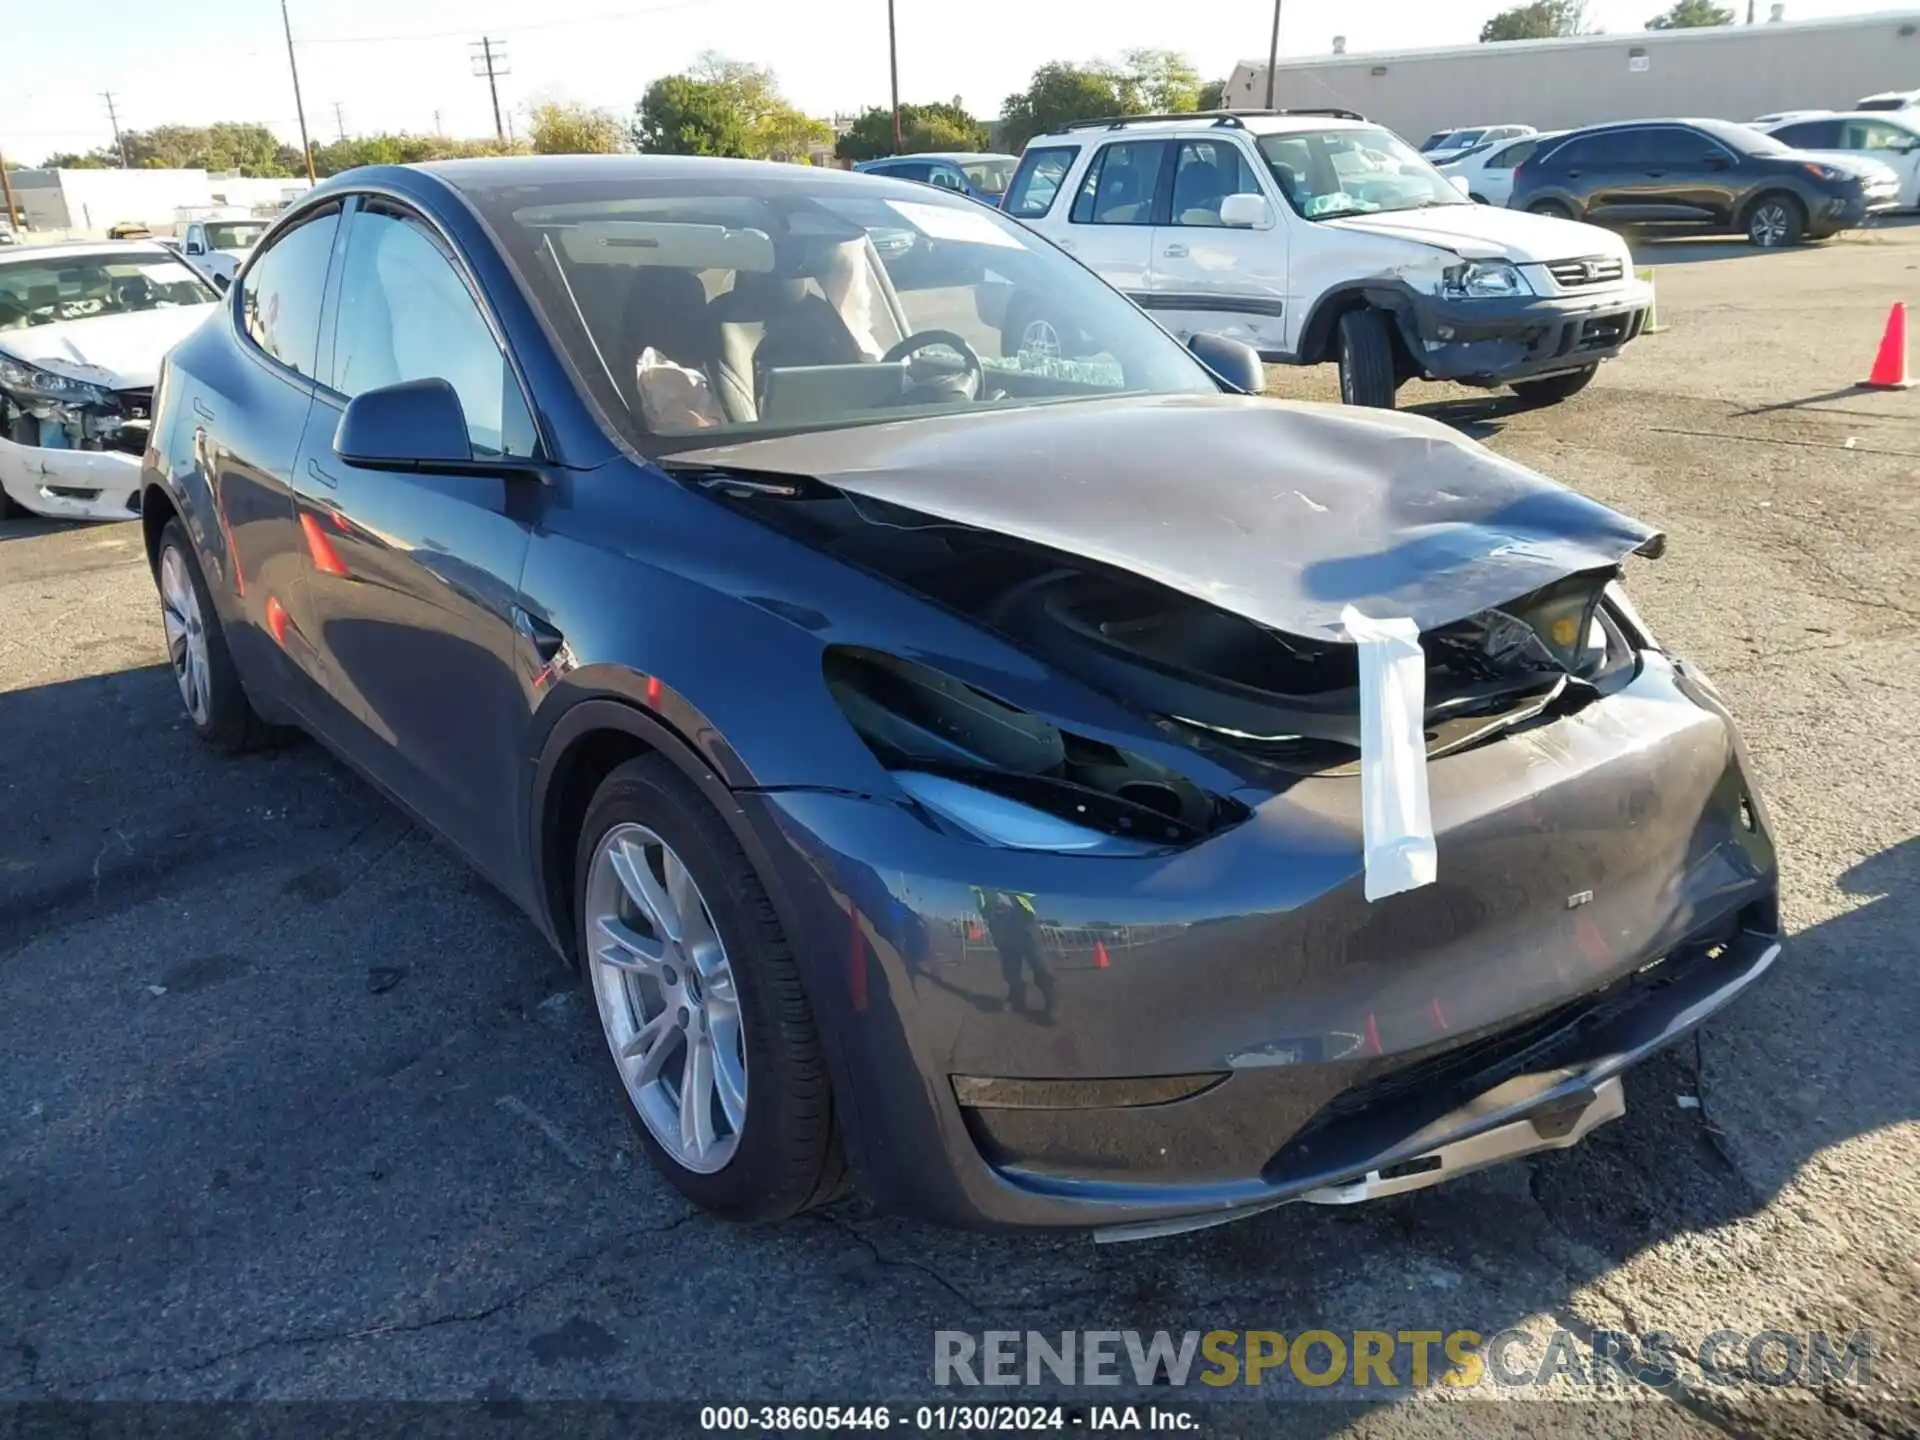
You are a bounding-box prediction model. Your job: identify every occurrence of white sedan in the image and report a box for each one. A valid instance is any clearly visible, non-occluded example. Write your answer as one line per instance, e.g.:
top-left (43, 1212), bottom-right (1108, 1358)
top-left (1765, 111), bottom-right (1920, 210)
top-left (1439, 131), bottom-right (1563, 208)
top-left (0, 242), bottom-right (218, 522)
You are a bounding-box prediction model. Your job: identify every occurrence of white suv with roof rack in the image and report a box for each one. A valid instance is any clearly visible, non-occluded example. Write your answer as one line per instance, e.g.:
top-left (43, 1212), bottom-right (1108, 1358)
top-left (1002, 109), bottom-right (1654, 409)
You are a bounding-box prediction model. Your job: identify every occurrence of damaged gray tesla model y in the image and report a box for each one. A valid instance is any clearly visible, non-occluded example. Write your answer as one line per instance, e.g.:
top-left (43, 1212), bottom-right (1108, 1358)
top-left (140, 156), bottom-right (1780, 1236)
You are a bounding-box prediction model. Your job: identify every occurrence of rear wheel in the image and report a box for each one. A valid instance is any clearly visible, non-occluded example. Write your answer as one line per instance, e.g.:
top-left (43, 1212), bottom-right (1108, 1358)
top-left (1510, 363), bottom-right (1600, 407)
top-left (1001, 297), bottom-right (1075, 364)
top-left (575, 754), bottom-right (846, 1221)
top-left (1336, 308), bottom-right (1400, 409)
top-left (155, 519), bottom-right (270, 752)
top-left (1745, 192), bottom-right (1805, 248)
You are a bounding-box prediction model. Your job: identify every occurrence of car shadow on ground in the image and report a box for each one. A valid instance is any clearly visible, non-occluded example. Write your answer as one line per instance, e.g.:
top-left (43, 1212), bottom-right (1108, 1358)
top-left (0, 516), bottom-right (93, 544)
top-left (1404, 390), bottom-right (1534, 440)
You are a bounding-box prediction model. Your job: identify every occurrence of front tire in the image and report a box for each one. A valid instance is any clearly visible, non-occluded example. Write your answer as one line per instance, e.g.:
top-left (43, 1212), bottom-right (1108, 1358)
top-left (1527, 199), bottom-right (1576, 220)
top-left (1509, 363), bottom-right (1599, 407)
top-left (155, 519), bottom-right (270, 752)
top-left (1745, 192), bottom-right (1805, 248)
top-left (575, 754), bottom-right (846, 1221)
top-left (1337, 308), bottom-right (1400, 409)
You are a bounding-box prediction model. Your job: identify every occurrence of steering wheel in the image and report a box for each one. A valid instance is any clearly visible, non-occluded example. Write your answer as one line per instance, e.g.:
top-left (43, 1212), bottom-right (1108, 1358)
top-left (881, 329), bottom-right (983, 405)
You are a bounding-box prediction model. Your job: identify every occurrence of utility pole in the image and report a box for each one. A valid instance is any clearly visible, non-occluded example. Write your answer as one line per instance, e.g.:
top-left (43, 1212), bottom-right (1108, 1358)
top-left (0, 145), bottom-right (17, 231)
top-left (1263, 0), bottom-right (1283, 110)
top-left (471, 37), bottom-right (509, 143)
top-left (280, 0), bottom-right (317, 183)
top-left (332, 101), bottom-right (346, 142)
top-left (102, 91), bottom-right (130, 167)
top-left (887, 0), bottom-right (902, 153)
top-left (433, 109), bottom-right (443, 136)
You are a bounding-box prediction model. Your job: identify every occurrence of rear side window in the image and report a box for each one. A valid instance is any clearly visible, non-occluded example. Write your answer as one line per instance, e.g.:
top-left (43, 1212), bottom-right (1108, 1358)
top-left (1070, 140), bottom-right (1168, 225)
top-left (1004, 147), bottom-right (1078, 218)
top-left (1550, 131), bottom-right (1640, 167)
top-left (239, 207), bottom-right (339, 377)
top-left (1640, 127), bottom-right (1726, 165)
top-left (1773, 120), bottom-right (1840, 148)
top-left (1490, 138), bottom-right (1541, 167)
top-left (329, 205), bottom-right (535, 459)
top-left (926, 166), bottom-right (967, 191)
top-left (890, 162), bottom-right (932, 183)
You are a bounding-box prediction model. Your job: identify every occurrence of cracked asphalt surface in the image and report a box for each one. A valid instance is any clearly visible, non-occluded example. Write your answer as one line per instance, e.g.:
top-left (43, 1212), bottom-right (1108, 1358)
top-left (2, 224), bottom-right (1917, 1436)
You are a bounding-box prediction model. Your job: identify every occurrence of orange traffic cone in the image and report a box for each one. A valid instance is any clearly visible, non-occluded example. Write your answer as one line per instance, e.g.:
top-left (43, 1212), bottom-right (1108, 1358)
top-left (1863, 302), bottom-right (1915, 390)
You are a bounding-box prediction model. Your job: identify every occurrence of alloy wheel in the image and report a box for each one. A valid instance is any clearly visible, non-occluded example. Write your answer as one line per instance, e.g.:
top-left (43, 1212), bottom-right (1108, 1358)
top-left (585, 822), bottom-right (747, 1174)
top-left (159, 545), bottom-right (212, 728)
top-left (1019, 317), bottom-right (1063, 362)
top-left (1751, 203), bottom-right (1790, 247)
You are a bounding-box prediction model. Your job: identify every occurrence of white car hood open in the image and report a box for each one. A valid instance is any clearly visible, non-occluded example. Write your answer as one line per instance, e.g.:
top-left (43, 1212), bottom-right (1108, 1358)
top-left (0, 303), bottom-right (214, 390)
top-left (1324, 204), bottom-right (1629, 264)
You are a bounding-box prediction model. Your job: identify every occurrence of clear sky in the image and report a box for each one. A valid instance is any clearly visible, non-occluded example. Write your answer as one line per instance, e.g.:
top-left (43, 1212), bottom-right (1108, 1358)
top-left (0, 0), bottom-right (1905, 165)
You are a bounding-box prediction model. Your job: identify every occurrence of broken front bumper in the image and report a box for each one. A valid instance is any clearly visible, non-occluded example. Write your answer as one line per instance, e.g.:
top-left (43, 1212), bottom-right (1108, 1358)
top-left (1399, 280), bottom-right (1654, 387)
top-left (0, 434), bottom-right (143, 522)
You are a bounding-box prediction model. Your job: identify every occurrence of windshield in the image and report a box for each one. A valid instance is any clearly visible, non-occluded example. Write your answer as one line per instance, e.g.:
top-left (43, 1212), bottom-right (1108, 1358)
top-left (205, 221), bottom-right (267, 250)
top-left (0, 249), bottom-right (217, 330)
top-left (1694, 117), bottom-right (1787, 155)
top-left (960, 158), bottom-right (1015, 197)
top-left (470, 173), bottom-right (1219, 447)
top-left (1439, 128), bottom-right (1487, 149)
top-left (1257, 127), bottom-right (1469, 219)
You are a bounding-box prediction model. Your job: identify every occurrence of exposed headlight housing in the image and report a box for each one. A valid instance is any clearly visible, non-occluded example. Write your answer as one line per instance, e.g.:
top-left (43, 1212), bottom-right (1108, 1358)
top-left (823, 647), bottom-right (1247, 856)
top-left (0, 354), bottom-right (114, 408)
top-left (1438, 259), bottom-right (1533, 300)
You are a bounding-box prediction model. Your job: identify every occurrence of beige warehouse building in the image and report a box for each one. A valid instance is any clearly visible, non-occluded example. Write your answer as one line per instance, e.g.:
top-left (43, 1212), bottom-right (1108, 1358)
top-left (1230, 11), bottom-right (1920, 142)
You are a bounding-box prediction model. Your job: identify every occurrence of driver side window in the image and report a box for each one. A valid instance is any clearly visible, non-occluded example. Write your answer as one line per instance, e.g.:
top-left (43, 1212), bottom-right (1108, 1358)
top-left (329, 204), bottom-right (536, 459)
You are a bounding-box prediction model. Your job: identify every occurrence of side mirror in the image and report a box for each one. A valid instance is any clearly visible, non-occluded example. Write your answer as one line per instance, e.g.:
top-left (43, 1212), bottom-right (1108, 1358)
top-left (186, 241), bottom-right (205, 255)
top-left (334, 378), bottom-right (473, 471)
top-left (1703, 154), bottom-right (1731, 170)
top-left (1448, 173), bottom-right (1473, 197)
top-left (212, 273), bottom-right (231, 293)
top-left (1187, 332), bottom-right (1265, 395)
top-left (1218, 192), bottom-right (1274, 229)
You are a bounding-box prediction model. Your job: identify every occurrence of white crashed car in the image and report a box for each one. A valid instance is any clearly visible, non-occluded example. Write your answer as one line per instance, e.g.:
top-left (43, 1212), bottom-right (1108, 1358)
top-left (0, 242), bottom-right (219, 522)
top-left (178, 216), bottom-right (270, 288)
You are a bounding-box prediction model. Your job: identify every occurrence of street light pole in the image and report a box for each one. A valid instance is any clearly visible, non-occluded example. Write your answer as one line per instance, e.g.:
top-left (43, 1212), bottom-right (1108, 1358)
top-left (280, 0), bottom-right (317, 183)
top-left (888, 0), bottom-right (902, 154)
top-left (1263, 0), bottom-right (1283, 110)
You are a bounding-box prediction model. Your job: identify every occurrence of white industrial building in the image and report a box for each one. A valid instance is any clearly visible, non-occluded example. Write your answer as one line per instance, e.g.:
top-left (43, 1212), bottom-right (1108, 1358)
top-left (1230, 11), bottom-right (1920, 144)
top-left (2, 168), bottom-right (311, 234)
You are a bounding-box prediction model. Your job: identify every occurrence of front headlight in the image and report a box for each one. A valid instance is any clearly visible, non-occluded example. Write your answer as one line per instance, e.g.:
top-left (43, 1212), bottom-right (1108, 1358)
top-left (1439, 259), bottom-right (1533, 300)
top-left (0, 354), bottom-right (114, 407)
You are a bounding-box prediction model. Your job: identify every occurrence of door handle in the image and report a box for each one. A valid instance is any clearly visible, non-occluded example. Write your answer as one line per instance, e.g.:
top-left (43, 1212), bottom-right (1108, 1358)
top-left (305, 457), bottom-right (338, 490)
top-left (1162, 243), bottom-right (1189, 258)
top-left (1054, 237), bottom-right (1076, 251)
top-left (191, 398), bottom-right (215, 421)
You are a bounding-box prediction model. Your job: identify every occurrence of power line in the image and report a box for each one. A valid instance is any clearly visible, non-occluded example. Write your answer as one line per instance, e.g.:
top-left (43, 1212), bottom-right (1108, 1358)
top-left (299, 0), bottom-right (710, 46)
top-left (101, 91), bottom-right (130, 167)
top-left (471, 37), bottom-right (509, 143)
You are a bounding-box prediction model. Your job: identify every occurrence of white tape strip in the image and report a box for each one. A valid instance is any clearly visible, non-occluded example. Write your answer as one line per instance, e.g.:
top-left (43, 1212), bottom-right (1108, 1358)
top-left (1341, 605), bottom-right (1438, 902)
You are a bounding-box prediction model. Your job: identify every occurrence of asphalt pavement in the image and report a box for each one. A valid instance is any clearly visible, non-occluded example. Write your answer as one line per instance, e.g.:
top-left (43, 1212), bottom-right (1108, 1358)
top-left (1, 223), bottom-right (1916, 1437)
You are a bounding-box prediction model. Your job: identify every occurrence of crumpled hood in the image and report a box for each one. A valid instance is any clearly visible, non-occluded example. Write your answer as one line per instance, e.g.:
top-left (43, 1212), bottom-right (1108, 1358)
top-left (673, 394), bottom-right (1661, 641)
top-left (1324, 204), bottom-right (1630, 264)
top-left (0, 303), bottom-right (215, 389)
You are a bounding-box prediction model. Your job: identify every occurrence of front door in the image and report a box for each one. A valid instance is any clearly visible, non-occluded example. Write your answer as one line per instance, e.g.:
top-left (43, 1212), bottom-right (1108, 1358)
top-left (1147, 137), bottom-right (1288, 356)
top-left (285, 197), bottom-right (540, 885)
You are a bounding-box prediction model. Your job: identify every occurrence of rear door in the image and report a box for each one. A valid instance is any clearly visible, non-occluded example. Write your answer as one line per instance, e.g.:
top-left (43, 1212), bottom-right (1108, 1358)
top-left (1551, 130), bottom-right (1642, 222)
top-left (285, 195), bottom-right (540, 883)
top-left (196, 202), bottom-right (343, 710)
top-left (1060, 138), bottom-right (1169, 298)
top-left (1146, 136), bottom-right (1287, 354)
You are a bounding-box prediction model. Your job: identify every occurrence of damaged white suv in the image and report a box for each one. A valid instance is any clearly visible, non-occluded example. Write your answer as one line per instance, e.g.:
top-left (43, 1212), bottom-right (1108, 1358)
top-left (1004, 110), bottom-right (1654, 408)
top-left (0, 242), bottom-right (219, 522)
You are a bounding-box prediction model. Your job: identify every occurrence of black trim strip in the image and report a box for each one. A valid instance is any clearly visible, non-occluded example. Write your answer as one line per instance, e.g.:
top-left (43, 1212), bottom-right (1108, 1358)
top-left (1126, 291), bottom-right (1286, 317)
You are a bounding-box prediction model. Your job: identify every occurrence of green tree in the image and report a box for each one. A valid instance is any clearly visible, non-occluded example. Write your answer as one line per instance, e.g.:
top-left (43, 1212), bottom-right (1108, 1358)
top-left (636, 54), bottom-right (828, 161)
top-left (635, 75), bottom-right (752, 157)
top-left (40, 151), bottom-right (110, 168)
top-left (528, 100), bottom-right (626, 154)
top-left (1646, 0), bottom-right (1733, 27)
top-left (1119, 48), bottom-right (1203, 112)
top-left (1000, 62), bottom-right (1142, 152)
top-left (833, 101), bottom-right (990, 161)
top-left (1196, 79), bottom-right (1231, 111)
top-left (311, 132), bottom-right (525, 178)
top-left (1479, 0), bottom-right (1588, 40)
